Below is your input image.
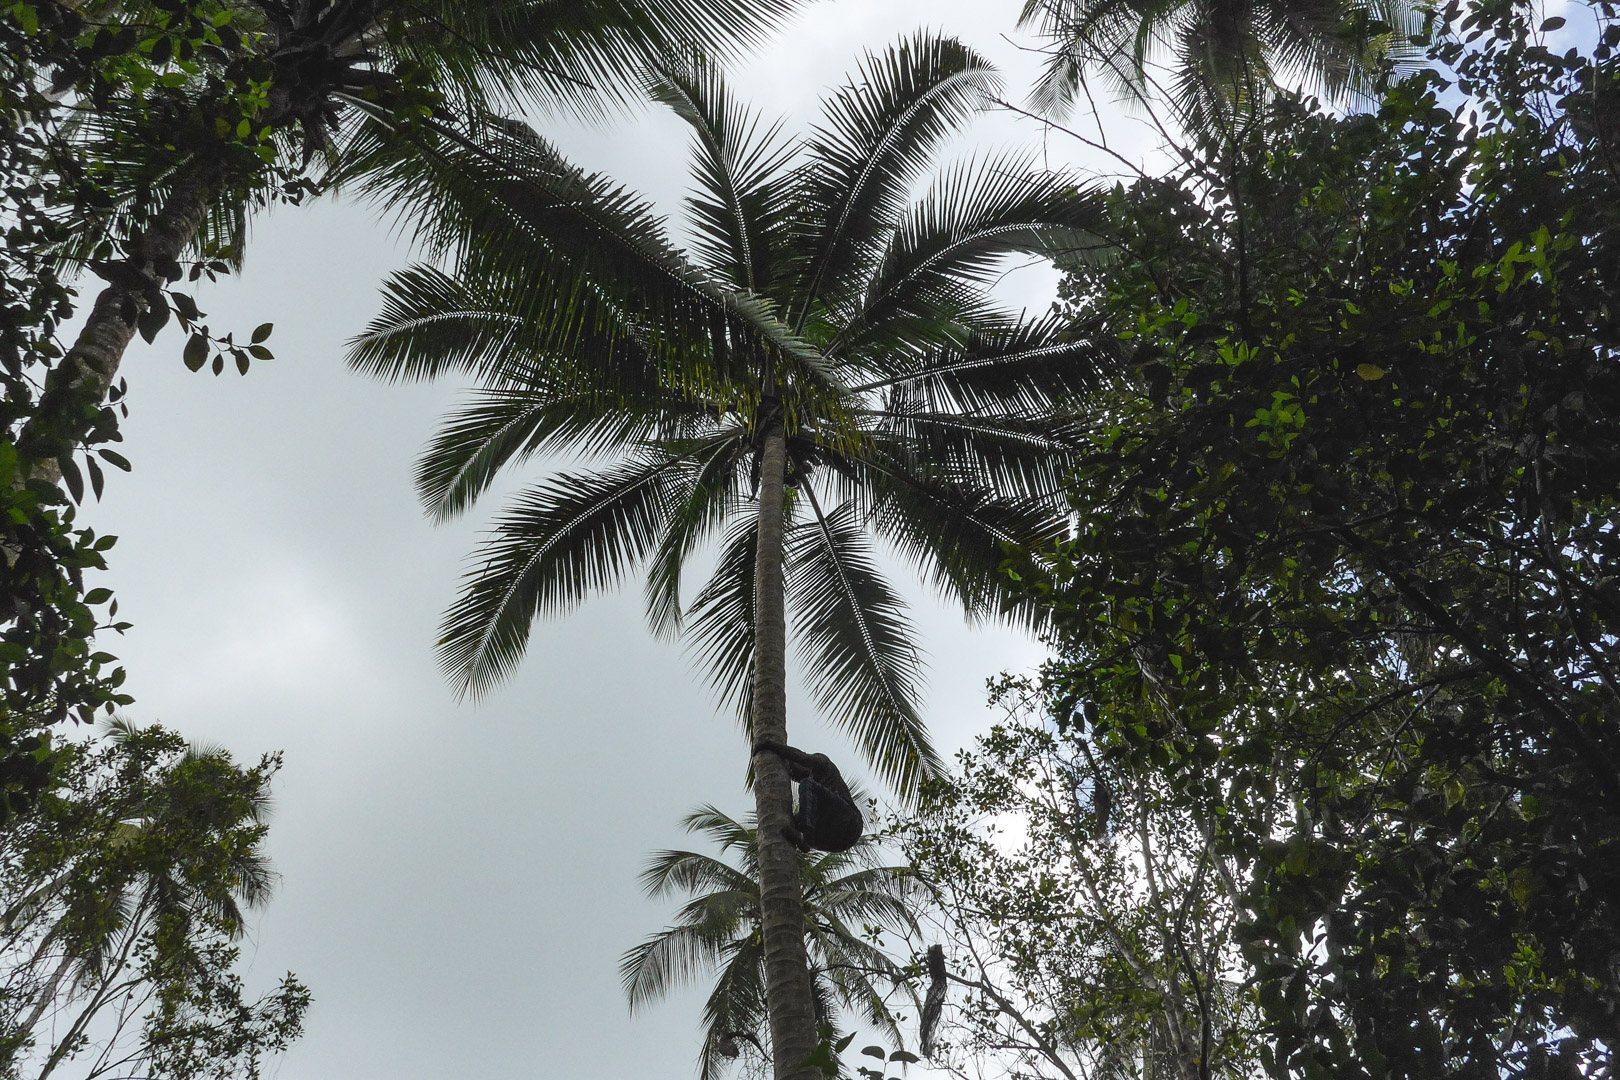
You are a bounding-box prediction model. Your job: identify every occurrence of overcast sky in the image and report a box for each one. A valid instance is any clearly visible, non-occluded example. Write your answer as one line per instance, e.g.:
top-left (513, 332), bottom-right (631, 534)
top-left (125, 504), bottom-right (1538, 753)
top-left (80, 4), bottom-right (1162, 1077)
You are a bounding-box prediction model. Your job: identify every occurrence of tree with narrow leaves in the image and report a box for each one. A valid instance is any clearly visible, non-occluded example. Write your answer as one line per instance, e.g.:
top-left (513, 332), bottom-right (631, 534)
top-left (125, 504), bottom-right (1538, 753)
top-left (622, 806), bottom-right (920, 1080)
top-left (348, 34), bottom-right (1108, 1080)
top-left (0, 720), bottom-right (307, 1080)
top-left (1017, 0), bottom-right (1420, 131)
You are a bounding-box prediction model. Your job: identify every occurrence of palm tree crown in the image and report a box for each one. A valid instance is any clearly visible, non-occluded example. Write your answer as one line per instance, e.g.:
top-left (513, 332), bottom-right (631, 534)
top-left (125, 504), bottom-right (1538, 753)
top-left (621, 806), bottom-right (920, 1080)
top-left (349, 33), bottom-right (1110, 797)
top-left (1019, 0), bottom-right (1420, 127)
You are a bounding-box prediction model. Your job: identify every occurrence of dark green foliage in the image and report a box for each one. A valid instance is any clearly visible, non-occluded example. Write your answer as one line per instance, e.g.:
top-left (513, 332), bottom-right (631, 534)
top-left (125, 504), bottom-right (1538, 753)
top-left (0, 2), bottom-right (252, 822)
top-left (1017, 1), bottom-right (1620, 1072)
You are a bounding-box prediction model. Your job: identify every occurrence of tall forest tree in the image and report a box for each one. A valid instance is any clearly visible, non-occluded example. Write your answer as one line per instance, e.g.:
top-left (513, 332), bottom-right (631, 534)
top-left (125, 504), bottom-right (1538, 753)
top-left (894, 680), bottom-right (1261, 1080)
top-left (1009, 0), bottom-right (1620, 1071)
top-left (346, 35), bottom-right (1107, 1080)
top-left (0, 1), bottom-right (259, 822)
top-left (0, 721), bottom-right (307, 1080)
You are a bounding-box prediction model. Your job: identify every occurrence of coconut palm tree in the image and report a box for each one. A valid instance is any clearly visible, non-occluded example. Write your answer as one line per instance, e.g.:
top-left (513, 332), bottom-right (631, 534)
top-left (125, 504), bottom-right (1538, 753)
top-left (622, 806), bottom-right (920, 1080)
top-left (347, 34), bottom-right (1109, 1079)
top-left (1018, 0), bottom-right (1420, 130)
top-left (20, 0), bottom-right (801, 485)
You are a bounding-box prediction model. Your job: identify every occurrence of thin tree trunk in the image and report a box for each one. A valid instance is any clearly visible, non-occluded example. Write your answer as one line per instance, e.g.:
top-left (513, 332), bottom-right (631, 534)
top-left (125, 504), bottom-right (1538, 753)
top-left (750, 419), bottom-right (818, 1080)
top-left (18, 159), bottom-right (217, 485)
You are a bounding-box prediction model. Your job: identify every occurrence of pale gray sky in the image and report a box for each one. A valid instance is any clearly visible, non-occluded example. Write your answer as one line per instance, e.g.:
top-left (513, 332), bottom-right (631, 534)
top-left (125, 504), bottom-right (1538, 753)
top-left (82, 3), bottom-right (1160, 1077)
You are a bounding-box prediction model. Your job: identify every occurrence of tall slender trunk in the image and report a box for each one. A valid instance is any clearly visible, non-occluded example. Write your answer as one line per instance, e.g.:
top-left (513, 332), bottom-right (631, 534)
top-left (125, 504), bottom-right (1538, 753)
top-left (750, 420), bottom-right (818, 1080)
top-left (18, 159), bottom-right (217, 485)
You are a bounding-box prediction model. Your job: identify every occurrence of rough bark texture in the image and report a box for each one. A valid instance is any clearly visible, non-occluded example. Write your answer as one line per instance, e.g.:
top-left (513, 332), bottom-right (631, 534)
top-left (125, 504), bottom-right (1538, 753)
top-left (19, 161), bottom-right (216, 485)
top-left (750, 423), bottom-right (818, 1080)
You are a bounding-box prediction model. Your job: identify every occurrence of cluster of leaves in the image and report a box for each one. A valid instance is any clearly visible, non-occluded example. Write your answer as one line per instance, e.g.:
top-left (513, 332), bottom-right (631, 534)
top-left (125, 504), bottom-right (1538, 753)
top-left (0, 0), bottom-right (350, 821)
top-left (892, 681), bottom-right (1263, 1080)
top-left (1012, 0), bottom-right (1620, 1073)
top-left (796, 1033), bottom-right (919, 1080)
top-left (0, 720), bottom-right (307, 1080)
top-left (0, 1), bottom-right (253, 822)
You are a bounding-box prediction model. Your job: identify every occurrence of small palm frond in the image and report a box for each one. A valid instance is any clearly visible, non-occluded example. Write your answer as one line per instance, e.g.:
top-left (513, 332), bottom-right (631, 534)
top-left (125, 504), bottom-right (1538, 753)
top-left (849, 317), bottom-right (1114, 417)
top-left (418, 0), bottom-right (807, 118)
top-left (350, 264), bottom-right (662, 391)
top-left (836, 158), bottom-right (1110, 366)
top-left (649, 53), bottom-right (797, 292)
top-left (814, 867), bottom-right (924, 930)
top-left (622, 922), bottom-right (744, 1013)
top-left (644, 433), bottom-right (752, 638)
top-left (438, 453), bottom-right (694, 695)
top-left (845, 450), bottom-right (1065, 626)
top-left (679, 804), bottom-right (762, 856)
top-left (686, 517), bottom-right (764, 722)
top-left (790, 33), bottom-right (1001, 325)
top-left (811, 929), bottom-right (912, 1036)
top-left (639, 848), bottom-right (758, 901)
top-left (672, 888), bottom-right (760, 933)
top-left (698, 939), bottom-right (768, 1080)
top-left (864, 406), bottom-right (1084, 501)
top-left (349, 114), bottom-right (819, 397)
top-left (786, 493), bottom-right (939, 799)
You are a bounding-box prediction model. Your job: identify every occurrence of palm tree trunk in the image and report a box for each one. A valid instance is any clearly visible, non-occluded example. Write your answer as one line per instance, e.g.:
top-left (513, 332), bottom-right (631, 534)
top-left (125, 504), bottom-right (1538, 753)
top-left (750, 419), bottom-right (818, 1080)
top-left (19, 159), bottom-right (217, 485)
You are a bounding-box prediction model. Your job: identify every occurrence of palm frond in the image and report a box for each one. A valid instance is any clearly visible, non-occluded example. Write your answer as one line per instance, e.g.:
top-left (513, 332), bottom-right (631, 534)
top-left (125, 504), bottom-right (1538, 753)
top-left (790, 33), bottom-right (1001, 325)
top-left (347, 112), bottom-right (823, 397)
top-left (861, 407), bottom-right (1085, 501)
top-left (639, 848), bottom-right (758, 900)
top-left (839, 449), bottom-right (1065, 628)
top-left (417, 387), bottom-right (722, 522)
top-left (410, 0), bottom-right (807, 119)
top-left (698, 939), bottom-right (768, 1080)
top-left (644, 433), bottom-right (751, 638)
top-left (686, 517), bottom-right (763, 723)
top-left (835, 158), bottom-right (1111, 365)
top-left (810, 929), bottom-right (913, 1035)
top-left (850, 316), bottom-right (1115, 417)
top-left (622, 923), bottom-right (740, 1013)
top-left (349, 263), bottom-right (664, 390)
top-left (1018, 0), bottom-right (1418, 119)
top-left (437, 453), bottom-right (690, 696)
top-left (649, 54), bottom-right (797, 292)
top-left (785, 493), bottom-right (940, 799)
top-left (679, 804), bottom-right (760, 854)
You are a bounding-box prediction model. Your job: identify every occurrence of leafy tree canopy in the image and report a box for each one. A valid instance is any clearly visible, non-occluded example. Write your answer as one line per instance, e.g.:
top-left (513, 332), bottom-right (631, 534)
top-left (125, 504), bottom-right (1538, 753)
top-left (0, 0), bottom-right (273, 822)
top-left (0, 720), bottom-right (307, 1080)
top-left (1004, 0), bottom-right (1620, 1072)
top-left (895, 680), bottom-right (1263, 1080)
